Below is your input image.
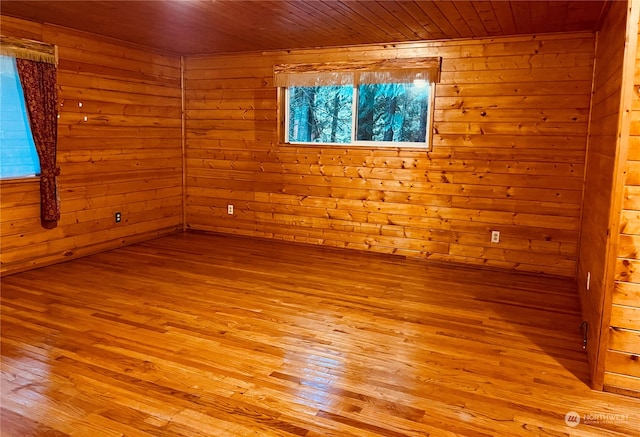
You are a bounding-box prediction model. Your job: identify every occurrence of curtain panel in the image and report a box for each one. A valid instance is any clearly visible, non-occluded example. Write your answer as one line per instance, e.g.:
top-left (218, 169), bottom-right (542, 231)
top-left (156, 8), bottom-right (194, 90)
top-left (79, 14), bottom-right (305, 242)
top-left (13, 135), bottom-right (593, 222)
top-left (2, 35), bottom-right (60, 228)
top-left (16, 59), bottom-right (60, 227)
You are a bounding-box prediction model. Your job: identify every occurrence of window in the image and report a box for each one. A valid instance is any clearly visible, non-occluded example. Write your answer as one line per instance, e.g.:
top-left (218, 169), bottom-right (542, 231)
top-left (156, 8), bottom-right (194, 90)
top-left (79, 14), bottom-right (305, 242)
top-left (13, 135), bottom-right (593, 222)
top-left (0, 54), bottom-right (40, 179)
top-left (276, 57), bottom-right (440, 149)
top-left (286, 81), bottom-right (432, 147)
top-left (288, 85), bottom-right (353, 144)
top-left (1, 35), bottom-right (60, 226)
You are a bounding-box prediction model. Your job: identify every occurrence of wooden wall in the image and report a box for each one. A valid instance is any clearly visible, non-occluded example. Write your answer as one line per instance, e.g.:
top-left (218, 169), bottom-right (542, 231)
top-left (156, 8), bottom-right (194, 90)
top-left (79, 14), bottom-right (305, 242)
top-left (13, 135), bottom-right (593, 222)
top-left (0, 16), bottom-right (183, 275)
top-left (604, 8), bottom-right (640, 396)
top-left (576, 0), bottom-right (629, 391)
top-left (184, 33), bottom-right (594, 278)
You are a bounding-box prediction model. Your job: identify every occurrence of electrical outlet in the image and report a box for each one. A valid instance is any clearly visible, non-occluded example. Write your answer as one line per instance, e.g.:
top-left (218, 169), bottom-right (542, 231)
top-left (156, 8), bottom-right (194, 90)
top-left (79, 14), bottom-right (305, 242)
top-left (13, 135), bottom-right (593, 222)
top-left (115, 212), bottom-right (122, 223)
top-left (586, 272), bottom-right (591, 291)
top-left (227, 204), bottom-right (234, 215)
top-left (491, 230), bottom-right (500, 243)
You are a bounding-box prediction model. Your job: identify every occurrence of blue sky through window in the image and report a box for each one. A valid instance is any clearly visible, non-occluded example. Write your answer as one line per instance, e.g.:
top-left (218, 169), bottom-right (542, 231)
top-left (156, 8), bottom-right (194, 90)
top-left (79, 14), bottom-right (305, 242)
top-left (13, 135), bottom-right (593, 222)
top-left (0, 55), bottom-right (40, 179)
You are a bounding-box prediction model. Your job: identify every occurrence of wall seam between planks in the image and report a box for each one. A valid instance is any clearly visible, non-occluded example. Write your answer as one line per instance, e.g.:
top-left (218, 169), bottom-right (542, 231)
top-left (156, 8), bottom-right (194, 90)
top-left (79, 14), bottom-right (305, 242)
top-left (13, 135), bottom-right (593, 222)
top-left (181, 55), bottom-right (187, 231)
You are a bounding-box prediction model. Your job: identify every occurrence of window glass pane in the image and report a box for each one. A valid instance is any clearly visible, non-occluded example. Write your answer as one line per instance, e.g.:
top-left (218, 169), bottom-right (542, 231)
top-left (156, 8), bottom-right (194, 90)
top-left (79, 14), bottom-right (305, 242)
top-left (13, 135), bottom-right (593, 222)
top-left (288, 85), bottom-right (353, 143)
top-left (0, 55), bottom-right (40, 179)
top-left (356, 83), bottom-right (429, 143)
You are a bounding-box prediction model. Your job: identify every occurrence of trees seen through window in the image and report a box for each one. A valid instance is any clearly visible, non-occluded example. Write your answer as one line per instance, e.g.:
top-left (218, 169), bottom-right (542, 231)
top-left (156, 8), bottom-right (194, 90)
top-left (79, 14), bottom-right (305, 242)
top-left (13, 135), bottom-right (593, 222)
top-left (286, 81), bottom-right (432, 148)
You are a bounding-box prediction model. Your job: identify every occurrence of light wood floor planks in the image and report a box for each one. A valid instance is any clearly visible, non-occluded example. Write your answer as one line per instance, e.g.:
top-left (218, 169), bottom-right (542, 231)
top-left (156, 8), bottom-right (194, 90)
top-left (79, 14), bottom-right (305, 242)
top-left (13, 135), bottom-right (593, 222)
top-left (1, 231), bottom-right (639, 436)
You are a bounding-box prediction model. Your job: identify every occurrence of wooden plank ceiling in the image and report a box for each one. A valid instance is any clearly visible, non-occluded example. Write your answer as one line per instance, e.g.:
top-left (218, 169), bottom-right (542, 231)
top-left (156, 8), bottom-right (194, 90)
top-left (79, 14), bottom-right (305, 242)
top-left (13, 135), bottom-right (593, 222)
top-left (1, 0), bottom-right (611, 55)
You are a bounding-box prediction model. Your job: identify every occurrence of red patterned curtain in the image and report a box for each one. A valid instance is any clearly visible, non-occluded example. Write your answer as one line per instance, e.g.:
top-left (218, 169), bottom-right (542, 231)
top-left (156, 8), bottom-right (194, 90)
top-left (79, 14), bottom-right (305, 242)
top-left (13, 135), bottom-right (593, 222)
top-left (16, 59), bottom-right (60, 229)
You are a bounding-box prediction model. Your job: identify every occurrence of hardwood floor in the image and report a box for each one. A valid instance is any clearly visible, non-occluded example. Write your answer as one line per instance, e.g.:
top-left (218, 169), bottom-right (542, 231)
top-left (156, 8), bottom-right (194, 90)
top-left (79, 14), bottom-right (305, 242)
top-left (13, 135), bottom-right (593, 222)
top-left (2, 231), bottom-right (639, 436)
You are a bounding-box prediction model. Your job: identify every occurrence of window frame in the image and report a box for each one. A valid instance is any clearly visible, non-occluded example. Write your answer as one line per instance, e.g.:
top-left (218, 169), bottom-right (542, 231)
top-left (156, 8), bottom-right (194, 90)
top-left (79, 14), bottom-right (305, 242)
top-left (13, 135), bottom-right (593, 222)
top-left (283, 80), bottom-right (436, 149)
top-left (274, 57), bottom-right (441, 151)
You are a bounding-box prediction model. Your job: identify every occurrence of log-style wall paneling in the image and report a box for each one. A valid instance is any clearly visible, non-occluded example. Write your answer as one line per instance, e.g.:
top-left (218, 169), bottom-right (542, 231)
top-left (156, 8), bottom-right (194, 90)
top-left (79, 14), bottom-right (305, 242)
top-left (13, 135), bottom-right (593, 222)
top-left (184, 32), bottom-right (594, 278)
top-left (576, 0), bottom-right (632, 392)
top-left (604, 6), bottom-right (640, 397)
top-left (0, 16), bottom-right (183, 275)
top-left (2, 3), bottom-right (640, 399)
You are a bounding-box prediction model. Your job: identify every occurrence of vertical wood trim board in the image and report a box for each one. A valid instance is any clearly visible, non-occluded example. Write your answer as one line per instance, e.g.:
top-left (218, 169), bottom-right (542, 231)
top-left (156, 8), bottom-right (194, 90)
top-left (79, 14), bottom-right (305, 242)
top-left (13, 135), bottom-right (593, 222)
top-left (181, 55), bottom-right (187, 231)
top-left (0, 16), bottom-right (184, 275)
top-left (577, 0), bottom-right (633, 390)
top-left (184, 32), bottom-right (595, 278)
top-left (604, 0), bottom-right (640, 397)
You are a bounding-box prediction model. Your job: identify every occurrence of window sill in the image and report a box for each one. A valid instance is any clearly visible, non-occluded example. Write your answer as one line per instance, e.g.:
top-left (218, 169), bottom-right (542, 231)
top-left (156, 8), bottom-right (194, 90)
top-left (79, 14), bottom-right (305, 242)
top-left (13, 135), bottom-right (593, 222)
top-left (279, 141), bottom-right (432, 152)
top-left (0, 175), bottom-right (40, 186)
